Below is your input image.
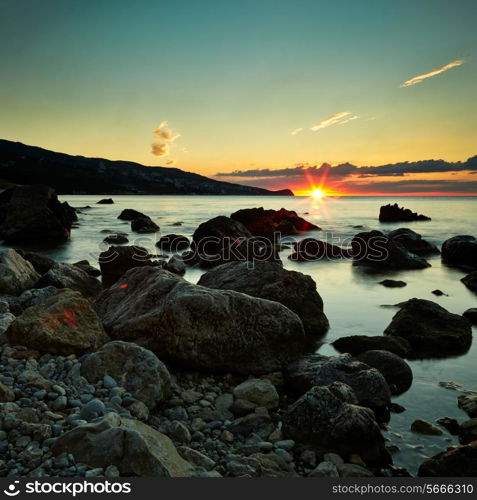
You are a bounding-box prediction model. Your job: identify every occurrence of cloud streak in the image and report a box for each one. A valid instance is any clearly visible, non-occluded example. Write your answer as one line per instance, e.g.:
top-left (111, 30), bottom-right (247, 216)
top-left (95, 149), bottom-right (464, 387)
top-left (310, 111), bottom-right (359, 131)
top-left (215, 155), bottom-right (477, 179)
top-left (400, 59), bottom-right (464, 87)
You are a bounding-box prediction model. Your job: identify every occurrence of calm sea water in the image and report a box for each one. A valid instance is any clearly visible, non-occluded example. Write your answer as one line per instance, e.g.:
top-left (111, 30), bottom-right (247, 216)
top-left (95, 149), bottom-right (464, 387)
top-left (5, 195), bottom-right (477, 475)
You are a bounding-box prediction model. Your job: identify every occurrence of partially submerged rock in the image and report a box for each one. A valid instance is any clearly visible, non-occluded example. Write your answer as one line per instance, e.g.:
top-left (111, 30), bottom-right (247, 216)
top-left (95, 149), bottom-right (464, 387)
top-left (6, 289), bottom-right (108, 355)
top-left (332, 335), bottom-right (411, 357)
top-left (288, 238), bottom-right (351, 261)
top-left (418, 441), bottom-right (477, 477)
top-left (388, 228), bottom-right (439, 256)
top-left (117, 208), bottom-right (147, 220)
top-left (197, 260), bottom-right (329, 337)
top-left (283, 384), bottom-right (390, 465)
top-left (131, 216), bottom-right (159, 233)
top-left (0, 185), bottom-right (76, 243)
top-left (379, 279), bottom-right (407, 288)
top-left (230, 207), bottom-right (319, 238)
top-left (442, 235), bottom-right (477, 269)
top-left (94, 267), bottom-right (306, 374)
top-left (97, 198), bottom-right (114, 204)
top-left (80, 341), bottom-right (171, 409)
top-left (192, 216), bottom-right (251, 254)
top-left (411, 419), bottom-right (443, 436)
top-left (463, 308), bottom-right (477, 324)
top-left (351, 230), bottom-right (430, 270)
top-left (157, 234), bottom-right (190, 252)
top-left (356, 350), bottom-right (412, 395)
top-left (384, 298), bottom-right (472, 357)
top-left (103, 233), bottom-right (129, 244)
top-left (462, 271), bottom-right (477, 293)
top-left (379, 204), bottom-right (430, 223)
top-left (458, 394), bottom-right (477, 418)
top-left (51, 413), bottom-right (195, 477)
top-left (287, 353), bottom-right (391, 410)
top-left (0, 249), bottom-right (40, 296)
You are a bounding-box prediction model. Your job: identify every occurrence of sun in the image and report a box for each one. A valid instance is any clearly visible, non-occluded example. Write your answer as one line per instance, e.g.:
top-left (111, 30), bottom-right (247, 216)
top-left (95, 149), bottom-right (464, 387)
top-left (311, 188), bottom-right (325, 199)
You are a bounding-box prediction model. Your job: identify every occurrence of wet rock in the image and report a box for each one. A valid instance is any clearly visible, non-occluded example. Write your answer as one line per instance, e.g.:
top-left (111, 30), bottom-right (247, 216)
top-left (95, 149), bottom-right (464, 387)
top-left (14, 250), bottom-right (55, 275)
top-left (0, 249), bottom-right (40, 296)
top-left (462, 272), bottom-right (477, 293)
top-left (233, 379), bottom-right (279, 409)
top-left (164, 256), bottom-right (186, 276)
top-left (98, 245), bottom-right (153, 286)
top-left (73, 260), bottom-right (102, 277)
top-left (0, 381), bottom-right (15, 402)
top-left (94, 267), bottom-right (306, 374)
top-left (283, 385), bottom-right (390, 465)
top-left (288, 238), bottom-right (351, 261)
top-left (411, 419), bottom-right (443, 436)
top-left (198, 260), bottom-right (328, 336)
top-left (6, 289), bottom-right (108, 355)
top-left (192, 216), bottom-right (251, 254)
top-left (332, 335), bottom-right (411, 357)
top-left (431, 289), bottom-right (447, 296)
top-left (436, 417), bottom-right (460, 435)
top-left (388, 228), bottom-right (439, 255)
top-left (230, 207), bottom-right (320, 238)
top-left (459, 419), bottom-right (477, 444)
top-left (287, 353), bottom-right (391, 410)
top-left (131, 217), bottom-right (159, 234)
top-left (80, 341), bottom-right (171, 409)
top-left (379, 204), bottom-right (430, 223)
top-left (379, 279), bottom-right (407, 288)
top-left (351, 230), bottom-right (430, 270)
top-left (104, 233), bottom-right (129, 244)
top-left (157, 235), bottom-right (190, 252)
top-left (418, 441), bottom-right (477, 477)
top-left (52, 413), bottom-right (195, 477)
top-left (442, 235), bottom-right (477, 269)
top-left (384, 298), bottom-right (472, 357)
top-left (36, 262), bottom-right (103, 298)
top-left (463, 308), bottom-right (477, 325)
top-left (356, 350), bottom-right (413, 395)
top-left (0, 185), bottom-right (76, 243)
top-left (97, 198), bottom-right (114, 204)
top-left (117, 209), bottom-right (147, 221)
top-left (458, 395), bottom-right (477, 418)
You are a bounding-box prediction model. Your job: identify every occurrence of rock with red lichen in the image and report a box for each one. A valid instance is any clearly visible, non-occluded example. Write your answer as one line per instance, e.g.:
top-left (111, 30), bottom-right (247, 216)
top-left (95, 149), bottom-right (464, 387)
top-left (6, 288), bottom-right (108, 355)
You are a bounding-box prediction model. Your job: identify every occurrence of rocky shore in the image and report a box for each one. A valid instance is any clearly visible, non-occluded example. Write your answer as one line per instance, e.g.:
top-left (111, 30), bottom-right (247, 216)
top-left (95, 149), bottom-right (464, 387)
top-left (0, 186), bottom-right (476, 478)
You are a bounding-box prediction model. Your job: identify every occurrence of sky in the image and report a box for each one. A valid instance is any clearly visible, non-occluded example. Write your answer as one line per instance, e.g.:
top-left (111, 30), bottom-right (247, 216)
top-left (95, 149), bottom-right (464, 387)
top-left (0, 0), bottom-right (476, 195)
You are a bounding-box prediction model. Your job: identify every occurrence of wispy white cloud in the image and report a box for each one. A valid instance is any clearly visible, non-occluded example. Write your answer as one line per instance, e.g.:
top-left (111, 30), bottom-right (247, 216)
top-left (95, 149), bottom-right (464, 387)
top-left (291, 127), bottom-right (303, 136)
top-left (400, 59), bottom-right (464, 88)
top-left (310, 111), bottom-right (359, 131)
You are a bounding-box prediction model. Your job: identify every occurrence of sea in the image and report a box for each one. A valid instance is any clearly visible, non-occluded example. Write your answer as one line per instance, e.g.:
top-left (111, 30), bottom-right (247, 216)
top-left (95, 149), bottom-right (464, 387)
top-left (3, 194), bottom-right (476, 475)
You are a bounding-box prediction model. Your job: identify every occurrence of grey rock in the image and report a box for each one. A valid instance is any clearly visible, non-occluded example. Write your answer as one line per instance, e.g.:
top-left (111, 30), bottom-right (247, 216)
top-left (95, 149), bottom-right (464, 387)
top-left (233, 379), bottom-right (279, 409)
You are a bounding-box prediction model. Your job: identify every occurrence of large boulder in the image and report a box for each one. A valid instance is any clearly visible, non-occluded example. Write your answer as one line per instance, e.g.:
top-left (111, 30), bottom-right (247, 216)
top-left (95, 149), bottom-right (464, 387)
top-left (230, 207), bottom-right (320, 237)
top-left (418, 441), bottom-right (477, 477)
top-left (286, 353), bottom-right (391, 410)
top-left (356, 350), bottom-right (413, 395)
top-left (117, 208), bottom-right (148, 220)
top-left (197, 260), bottom-right (328, 336)
top-left (192, 216), bottom-right (252, 254)
top-left (98, 245), bottom-right (154, 286)
top-left (332, 335), bottom-right (411, 357)
top-left (379, 204), bottom-right (430, 222)
top-left (93, 266), bottom-right (306, 374)
top-left (288, 238), bottom-right (351, 261)
top-left (0, 185), bottom-right (76, 243)
top-left (351, 230), bottom-right (430, 270)
top-left (131, 216), bottom-right (159, 233)
top-left (462, 272), bottom-right (477, 293)
top-left (6, 289), bottom-right (108, 355)
top-left (52, 413), bottom-right (195, 477)
top-left (283, 384), bottom-right (390, 465)
top-left (463, 308), bottom-right (477, 325)
top-left (35, 262), bottom-right (103, 298)
top-left (384, 298), bottom-right (472, 357)
top-left (0, 249), bottom-right (40, 296)
top-left (14, 250), bottom-right (55, 275)
top-left (442, 235), bottom-right (477, 269)
top-left (80, 341), bottom-right (171, 409)
top-left (387, 228), bottom-right (439, 256)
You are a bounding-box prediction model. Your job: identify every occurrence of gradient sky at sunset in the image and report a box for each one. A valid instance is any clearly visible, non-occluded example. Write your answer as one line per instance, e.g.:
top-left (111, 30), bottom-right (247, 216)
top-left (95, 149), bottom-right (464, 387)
top-left (0, 0), bottom-right (476, 195)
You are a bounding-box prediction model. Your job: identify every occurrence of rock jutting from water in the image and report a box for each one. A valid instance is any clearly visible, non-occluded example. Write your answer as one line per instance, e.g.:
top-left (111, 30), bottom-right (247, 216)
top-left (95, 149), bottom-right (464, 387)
top-left (379, 204), bottom-right (431, 223)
